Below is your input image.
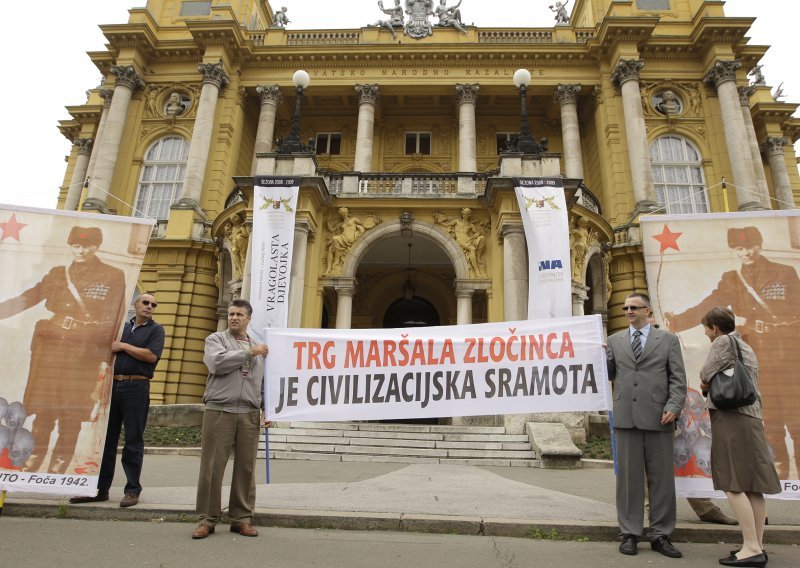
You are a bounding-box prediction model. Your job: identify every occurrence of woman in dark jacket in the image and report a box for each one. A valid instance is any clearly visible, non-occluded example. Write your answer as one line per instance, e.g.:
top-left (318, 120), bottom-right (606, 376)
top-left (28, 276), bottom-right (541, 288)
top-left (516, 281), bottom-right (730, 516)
top-left (699, 307), bottom-right (781, 567)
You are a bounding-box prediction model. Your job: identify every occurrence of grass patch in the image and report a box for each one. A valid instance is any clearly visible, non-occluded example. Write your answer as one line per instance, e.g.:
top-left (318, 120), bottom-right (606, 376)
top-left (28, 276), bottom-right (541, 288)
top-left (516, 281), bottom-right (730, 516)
top-left (578, 435), bottom-right (612, 460)
top-left (138, 426), bottom-right (202, 447)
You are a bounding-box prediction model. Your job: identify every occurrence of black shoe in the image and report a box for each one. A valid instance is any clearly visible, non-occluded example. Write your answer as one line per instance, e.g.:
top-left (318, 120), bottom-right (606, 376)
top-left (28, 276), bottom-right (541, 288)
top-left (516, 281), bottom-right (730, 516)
top-left (69, 494), bottom-right (109, 504)
top-left (718, 553), bottom-right (767, 567)
top-left (728, 550), bottom-right (768, 563)
top-left (619, 535), bottom-right (638, 555)
top-left (651, 536), bottom-right (683, 558)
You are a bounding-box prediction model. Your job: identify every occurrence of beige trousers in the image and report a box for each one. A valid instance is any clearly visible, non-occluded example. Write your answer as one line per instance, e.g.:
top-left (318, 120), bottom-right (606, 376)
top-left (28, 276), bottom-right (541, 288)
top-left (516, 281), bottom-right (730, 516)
top-left (195, 409), bottom-right (260, 526)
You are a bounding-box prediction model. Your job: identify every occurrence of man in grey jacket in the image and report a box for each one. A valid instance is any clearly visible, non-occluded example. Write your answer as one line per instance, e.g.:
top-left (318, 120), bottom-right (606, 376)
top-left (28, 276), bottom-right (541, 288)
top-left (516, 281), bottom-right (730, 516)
top-left (192, 299), bottom-right (269, 539)
top-left (607, 293), bottom-right (687, 558)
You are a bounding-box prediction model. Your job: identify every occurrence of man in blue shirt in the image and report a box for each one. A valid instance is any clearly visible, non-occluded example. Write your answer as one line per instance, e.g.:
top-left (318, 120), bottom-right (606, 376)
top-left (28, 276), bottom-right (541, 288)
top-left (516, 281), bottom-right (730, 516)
top-left (70, 293), bottom-right (165, 507)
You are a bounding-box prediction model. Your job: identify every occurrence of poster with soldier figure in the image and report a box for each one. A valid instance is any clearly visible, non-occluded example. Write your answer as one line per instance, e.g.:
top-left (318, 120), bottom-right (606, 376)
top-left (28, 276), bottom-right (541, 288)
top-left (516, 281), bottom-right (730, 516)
top-left (641, 211), bottom-right (800, 499)
top-left (0, 205), bottom-right (151, 495)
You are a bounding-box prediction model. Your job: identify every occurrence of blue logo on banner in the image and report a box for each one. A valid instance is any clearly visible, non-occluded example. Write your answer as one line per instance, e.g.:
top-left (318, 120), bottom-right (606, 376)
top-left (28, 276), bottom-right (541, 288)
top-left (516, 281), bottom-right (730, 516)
top-left (538, 259), bottom-right (564, 271)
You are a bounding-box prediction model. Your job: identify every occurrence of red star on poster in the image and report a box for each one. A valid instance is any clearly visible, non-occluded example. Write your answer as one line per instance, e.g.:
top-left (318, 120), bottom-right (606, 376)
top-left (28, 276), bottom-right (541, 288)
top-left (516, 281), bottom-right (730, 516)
top-left (652, 224), bottom-right (682, 253)
top-left (0, 214), bottom-right (27, 241)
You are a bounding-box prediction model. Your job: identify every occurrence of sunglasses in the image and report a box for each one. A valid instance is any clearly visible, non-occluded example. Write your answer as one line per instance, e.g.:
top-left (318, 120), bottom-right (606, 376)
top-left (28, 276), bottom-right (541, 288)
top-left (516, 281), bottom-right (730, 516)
top-left (622, 306), bottom-right (648, 312)
top-left (141, 300), bottom-right (158, 308)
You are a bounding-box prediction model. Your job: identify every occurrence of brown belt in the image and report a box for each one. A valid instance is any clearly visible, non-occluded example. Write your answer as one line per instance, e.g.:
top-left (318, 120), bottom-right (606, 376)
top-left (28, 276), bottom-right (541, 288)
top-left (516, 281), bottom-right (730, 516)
top-left (113, 374), bottom-right (150, 381)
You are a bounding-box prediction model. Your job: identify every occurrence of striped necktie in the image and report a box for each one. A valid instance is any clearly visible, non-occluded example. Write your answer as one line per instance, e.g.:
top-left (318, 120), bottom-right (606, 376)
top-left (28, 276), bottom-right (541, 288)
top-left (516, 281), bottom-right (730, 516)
top-left (632, 330), bottom-right (643, 360)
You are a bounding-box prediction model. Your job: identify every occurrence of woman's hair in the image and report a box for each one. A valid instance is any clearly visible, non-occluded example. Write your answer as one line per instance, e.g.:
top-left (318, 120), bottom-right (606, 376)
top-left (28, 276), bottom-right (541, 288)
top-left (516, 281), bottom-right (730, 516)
top-left (700, 306), bottom-right (735, 334)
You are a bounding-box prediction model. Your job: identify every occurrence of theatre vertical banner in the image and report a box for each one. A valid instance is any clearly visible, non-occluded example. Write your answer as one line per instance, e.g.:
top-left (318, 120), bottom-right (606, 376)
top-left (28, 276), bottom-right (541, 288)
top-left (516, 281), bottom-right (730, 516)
top-left (250, 177), bottom-right (300, 338)
top-left (0, 205), bottom-right (152, 496)
top-left (641, 211), bottom-right (800, 499)
top-left (514, 177), bottom-right (571, 319)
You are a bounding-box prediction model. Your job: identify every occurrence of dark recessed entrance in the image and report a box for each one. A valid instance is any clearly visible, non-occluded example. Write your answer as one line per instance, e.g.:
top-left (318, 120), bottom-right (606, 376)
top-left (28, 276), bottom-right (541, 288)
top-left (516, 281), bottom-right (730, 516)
top-left (383, 297), bottom-right (440, 328)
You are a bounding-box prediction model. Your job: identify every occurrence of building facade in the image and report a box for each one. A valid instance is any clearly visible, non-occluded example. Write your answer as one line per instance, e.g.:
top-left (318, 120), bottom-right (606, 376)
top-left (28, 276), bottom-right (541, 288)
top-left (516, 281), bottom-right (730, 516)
top-left (56, 0), bottom-right (799, 422)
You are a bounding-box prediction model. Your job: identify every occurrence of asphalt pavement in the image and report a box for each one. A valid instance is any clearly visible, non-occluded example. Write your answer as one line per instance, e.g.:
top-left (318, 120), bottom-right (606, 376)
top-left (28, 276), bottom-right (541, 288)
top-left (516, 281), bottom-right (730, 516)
top-left (3, 454), bottom-right (799, 545)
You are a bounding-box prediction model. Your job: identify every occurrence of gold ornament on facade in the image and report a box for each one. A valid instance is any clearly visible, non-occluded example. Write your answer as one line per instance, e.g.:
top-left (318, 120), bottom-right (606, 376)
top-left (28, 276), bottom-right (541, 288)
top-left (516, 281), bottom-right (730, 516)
top-left (143, 84), bottom-right (197, 119)
top-left (324, 208), bottom-right (383, 276)
top-left (603, 248), bottom-right (614, 305)
top-left (433, 208), bottom-right (488, 278)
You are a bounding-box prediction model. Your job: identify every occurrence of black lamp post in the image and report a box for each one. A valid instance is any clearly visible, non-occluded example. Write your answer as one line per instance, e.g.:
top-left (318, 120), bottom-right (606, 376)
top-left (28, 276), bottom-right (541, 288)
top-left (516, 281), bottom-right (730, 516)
top-left (510, 68), bottom-right (548, 154)
top-left (276, 70), bottom-right (314, 154)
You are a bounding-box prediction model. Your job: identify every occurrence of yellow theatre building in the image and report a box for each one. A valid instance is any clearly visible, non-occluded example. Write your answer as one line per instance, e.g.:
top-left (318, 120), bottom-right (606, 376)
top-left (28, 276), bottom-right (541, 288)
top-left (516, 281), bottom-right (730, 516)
top-left (56, 0), bottom-right (799, 430)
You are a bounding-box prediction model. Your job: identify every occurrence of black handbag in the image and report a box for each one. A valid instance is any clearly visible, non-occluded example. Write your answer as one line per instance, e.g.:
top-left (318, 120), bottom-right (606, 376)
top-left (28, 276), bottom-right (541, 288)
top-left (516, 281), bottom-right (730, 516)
top-left (709, 335), bottom-right (758, 410)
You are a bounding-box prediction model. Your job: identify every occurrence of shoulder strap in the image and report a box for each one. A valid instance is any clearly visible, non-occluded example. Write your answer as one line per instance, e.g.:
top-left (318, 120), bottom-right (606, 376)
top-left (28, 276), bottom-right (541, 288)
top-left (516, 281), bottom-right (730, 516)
top-left (64, 265), bottom-right (90, 317)
top-left (735, 269), bottom-right (775, 318)
top-left (727, 334), bottom-right (744, 363)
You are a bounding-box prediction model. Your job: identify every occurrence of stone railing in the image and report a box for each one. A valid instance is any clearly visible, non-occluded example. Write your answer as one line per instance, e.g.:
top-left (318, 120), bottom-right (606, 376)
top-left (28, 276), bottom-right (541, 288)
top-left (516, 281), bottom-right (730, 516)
top-left (324, 172), bottom-right (492, 197)
top-left (250, 33), bottom-right (265, 46)
top-left (478, 30), bottom-right (553, 43)
top-left (574, 30), bottom-right (595, 43)
top-left (287, 32), bottom-right (360, 46)
top-left (576, 184), bottom-right (602, 215)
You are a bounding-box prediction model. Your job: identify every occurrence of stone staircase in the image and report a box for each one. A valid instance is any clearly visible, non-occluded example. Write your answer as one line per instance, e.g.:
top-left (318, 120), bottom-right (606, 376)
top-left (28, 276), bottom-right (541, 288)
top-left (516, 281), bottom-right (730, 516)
top-left (259, 422), bottom-right (540, 467)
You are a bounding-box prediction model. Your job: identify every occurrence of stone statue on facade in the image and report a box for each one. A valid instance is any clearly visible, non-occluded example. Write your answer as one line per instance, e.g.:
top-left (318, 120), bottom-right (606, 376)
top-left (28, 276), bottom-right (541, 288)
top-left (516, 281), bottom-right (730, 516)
top-left (569, 217), bottom-right (590, 282)
top-left (773, 82), bottom-right (785, 101)
top-left (656, 89), bottom-right (679, 115)
top-left (164, 92), bottom-right (186, 117)
top-left (369, 0), bottom-right (405, 39)
top-left (434, 0), bottom-right (467, 33)
top-left (324, 208), bottom-right (383, 276)
top-left (226, 213), bottom-right (250, 280)
top-left (549, 1), bottom-right (570, 25)
top-left (404, 0), bottom-right (434, 39)
top-left (273, 6), bottom-right (290, 28)
top-left (433, 208), bottom-right (488, 278)
top-left (748, 64), bottom-right (765, 86)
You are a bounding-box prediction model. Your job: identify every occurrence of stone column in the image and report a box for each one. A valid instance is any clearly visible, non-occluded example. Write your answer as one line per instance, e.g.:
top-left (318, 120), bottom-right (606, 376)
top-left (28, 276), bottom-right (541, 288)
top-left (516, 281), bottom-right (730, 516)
top-left (354, 84), bottom-right (379, 172)
top-left (572, 282), bottom-right (590, 316)
top-left (64, 138), bottom-right (93, 211)
top-left (555, 84), bottom-right (584, 179)
top-left (288, 221), bottom-right (311, 327)
top-left (704, 60), bottom-right (761, 210)
top-left (455, 83), bottom-right (479, 172)
top-left (252, 85), bottom-right (282, 173)
top-left (455, 286), bottom-right (473, 325)
top-left (738, 87), bottom-right (771, 209)
top-left (85, 89), bottom-right (112, 187)
top-left (334, 280), bottom-right (355, 329)
top-left (611, 60), bottom-right (657, 210)
top-left (83, 66), bottom-right (143, 212)
top-left (239, 219), bottom-right (254, 300)
top-left (762, 137), bottom-right (796, 209)
top-left (501, 223), bottom-right (528, 321)
top-left (177, 62), bottom-right (230, 208)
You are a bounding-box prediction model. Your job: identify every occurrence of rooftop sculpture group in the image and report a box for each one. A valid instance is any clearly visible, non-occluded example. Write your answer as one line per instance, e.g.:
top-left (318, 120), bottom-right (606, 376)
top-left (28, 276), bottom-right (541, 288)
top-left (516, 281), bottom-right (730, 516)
top-left (369, 0), bottom-right (469, 39)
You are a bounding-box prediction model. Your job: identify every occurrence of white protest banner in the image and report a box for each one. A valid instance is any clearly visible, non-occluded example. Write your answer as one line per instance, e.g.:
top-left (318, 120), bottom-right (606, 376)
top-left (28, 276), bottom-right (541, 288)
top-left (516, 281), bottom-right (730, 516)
top-left (250, 177), bottom-right (300, 337)
top-left (265, 315), bottom-right (610, 422)
top-left (641, 211), bottom-right (800, 500)
top-left (0, 205), bottom-right (152, 496)
top-left (514, 177), bottom-right (571, 319)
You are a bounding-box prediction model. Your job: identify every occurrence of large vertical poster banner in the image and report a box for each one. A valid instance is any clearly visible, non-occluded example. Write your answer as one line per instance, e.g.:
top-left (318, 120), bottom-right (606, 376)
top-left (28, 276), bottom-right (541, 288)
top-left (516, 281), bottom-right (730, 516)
top-left (265, 316), bottom-right (611, 422)
top-left (641, 211), bottom-right (800, 499)
top-left (0, 205), bottom-right (152, 495)
top-left (514, 178), bottom-right (571, 319)
top-left (250, 177), bottom-right (300, 338)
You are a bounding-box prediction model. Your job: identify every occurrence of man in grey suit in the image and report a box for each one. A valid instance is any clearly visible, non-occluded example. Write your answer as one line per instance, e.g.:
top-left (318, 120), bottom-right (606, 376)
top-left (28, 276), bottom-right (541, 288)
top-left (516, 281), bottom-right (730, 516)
top-left (607, 293), bottom-right (687, 558)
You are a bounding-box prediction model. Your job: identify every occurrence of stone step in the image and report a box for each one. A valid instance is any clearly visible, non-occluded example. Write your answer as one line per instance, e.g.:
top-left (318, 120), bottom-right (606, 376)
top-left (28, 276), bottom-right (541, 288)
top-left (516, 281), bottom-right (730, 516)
top-left (261, 421), bottom-right (541, 467)
top-left (288, 421), bottom-right (506, 435)
top-left (267, 429), bottom-right (528, 443)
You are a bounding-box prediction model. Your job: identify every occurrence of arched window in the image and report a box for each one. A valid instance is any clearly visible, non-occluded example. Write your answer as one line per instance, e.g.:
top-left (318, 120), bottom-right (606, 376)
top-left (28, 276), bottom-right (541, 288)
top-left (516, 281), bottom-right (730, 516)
top-left (133, 136), bottom-right (189, 219)
top-left (650, 136), bottom-right (709, 214)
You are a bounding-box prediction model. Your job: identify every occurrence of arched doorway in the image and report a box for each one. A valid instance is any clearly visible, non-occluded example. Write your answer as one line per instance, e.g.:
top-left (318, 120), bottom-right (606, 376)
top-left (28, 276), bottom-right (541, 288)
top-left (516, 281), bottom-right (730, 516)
top-left (383, 297), bottom-right (440, 328)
